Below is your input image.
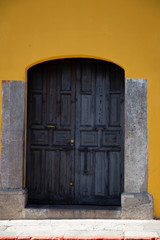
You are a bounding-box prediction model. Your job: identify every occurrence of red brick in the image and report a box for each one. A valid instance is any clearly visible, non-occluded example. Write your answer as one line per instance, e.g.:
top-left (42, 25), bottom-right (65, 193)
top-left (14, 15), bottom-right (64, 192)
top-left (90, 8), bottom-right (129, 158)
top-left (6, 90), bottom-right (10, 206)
top-left (17, 237), bottom-right (31, 240)
top-left (31, 237), bottom-right (53, 240)
top-left (0, 237), bottom-right (17, 240)
top-left (124, 238), bottom-right (157, 240)
top-left (52, 237), bottom-right (64, 240)
top-left (63, 237), bottom-right (123, 240)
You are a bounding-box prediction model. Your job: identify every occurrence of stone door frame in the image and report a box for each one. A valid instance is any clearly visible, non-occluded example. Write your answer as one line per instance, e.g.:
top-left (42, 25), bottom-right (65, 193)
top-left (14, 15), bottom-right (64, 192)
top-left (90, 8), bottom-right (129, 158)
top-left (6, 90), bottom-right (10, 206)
top-left (0, 78), bottom-right (154, 219)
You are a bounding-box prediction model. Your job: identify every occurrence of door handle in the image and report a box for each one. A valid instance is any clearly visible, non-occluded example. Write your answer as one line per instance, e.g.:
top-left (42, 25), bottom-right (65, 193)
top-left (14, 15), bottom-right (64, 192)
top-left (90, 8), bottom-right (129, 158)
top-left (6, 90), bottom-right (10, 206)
top-left (70, 181), bottom-right (74, 187)
top-left (45, 125), bottom-right (56, 129)
top-left (70, 139), bottom-right (74, 146)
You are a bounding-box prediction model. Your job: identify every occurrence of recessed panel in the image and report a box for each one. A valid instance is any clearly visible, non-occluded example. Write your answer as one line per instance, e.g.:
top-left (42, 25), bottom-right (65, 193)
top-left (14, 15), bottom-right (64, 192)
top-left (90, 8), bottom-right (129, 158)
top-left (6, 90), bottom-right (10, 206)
top-left (81, 63), bottom-right (92, 92)
top-left (61, 95), bottom-right (71, 126)
top-left (42, 151), bottom-right (56, 193)
top-left (95, 152), bottom-right (108, 196)
top-left (81, 131), bottom-right (98, 146)
top-left (79, 151), bottom-right (93, 197)
top-left (32, 94), bottom-right (42, 124)
top-left (29, 67), bottom-right (42, 90)
top-left (59, 150), bottom-right (74, 199)
top-left (103, 131), bottom-right (120, 146)
top-left (61, 62), bottom-right (72, 91)
top-left (109, 151), bottom-right (121, 197)
top-left (110, 94), bottom-right (120, 126)
top-left (31, 130), bottom-right (48, 145)
top-left (110, 64), bottom-right (123, 91)
top-left (46, 66), bottom-right (57, 124)
top-left (54, 131), bottom-right (70, 145)
top-left (81, 95), bottom-right (92, 126)
top-left (96, 76), bottom-right (107, 126)
top-left (30, 150), bottom-right (41, 193)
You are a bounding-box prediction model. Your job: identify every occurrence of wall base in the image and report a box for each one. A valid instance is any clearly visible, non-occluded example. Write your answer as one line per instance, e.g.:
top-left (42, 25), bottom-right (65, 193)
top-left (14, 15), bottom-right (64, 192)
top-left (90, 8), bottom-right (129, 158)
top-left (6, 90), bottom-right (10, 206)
top-left (121, 192), bottom-right (154, 219)
top-left (0, 190), bottom-right (154, 219)
top-left (0, 188), bottom-right (27, 219)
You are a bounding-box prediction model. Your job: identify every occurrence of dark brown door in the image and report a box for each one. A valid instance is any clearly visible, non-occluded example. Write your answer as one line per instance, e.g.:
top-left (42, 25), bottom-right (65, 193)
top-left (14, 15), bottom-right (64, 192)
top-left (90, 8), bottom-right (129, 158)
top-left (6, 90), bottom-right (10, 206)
top-left (26, 58), bottom-right (124, 205)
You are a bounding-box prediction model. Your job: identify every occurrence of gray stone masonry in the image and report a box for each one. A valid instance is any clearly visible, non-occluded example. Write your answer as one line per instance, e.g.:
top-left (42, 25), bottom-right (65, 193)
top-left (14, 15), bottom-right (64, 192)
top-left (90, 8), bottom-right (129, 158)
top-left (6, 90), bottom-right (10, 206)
top-left (125, 78), bottom-right (148, 193)
top-left (122, 79), bottom-right (154, 220)
top-left (0, 189), bottom-right (27, 219)
top-left (0, 80), bottom-right (26, 188)
top-left (121, 193), bottom-right (154, 219)
top-left (0, 81), bottom-right (27, 219)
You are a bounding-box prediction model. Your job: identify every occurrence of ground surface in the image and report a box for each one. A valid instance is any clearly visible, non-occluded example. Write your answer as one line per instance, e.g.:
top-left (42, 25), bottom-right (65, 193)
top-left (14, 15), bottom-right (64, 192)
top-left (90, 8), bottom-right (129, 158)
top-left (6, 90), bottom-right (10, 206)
top-left (0, 220), bottom-right (160, 238)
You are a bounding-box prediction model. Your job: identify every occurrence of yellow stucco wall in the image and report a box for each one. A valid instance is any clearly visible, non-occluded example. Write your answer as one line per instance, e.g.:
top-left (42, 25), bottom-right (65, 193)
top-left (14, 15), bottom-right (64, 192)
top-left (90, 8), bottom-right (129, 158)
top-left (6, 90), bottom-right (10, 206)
top-left (0, 0), bottom-right (160, 217)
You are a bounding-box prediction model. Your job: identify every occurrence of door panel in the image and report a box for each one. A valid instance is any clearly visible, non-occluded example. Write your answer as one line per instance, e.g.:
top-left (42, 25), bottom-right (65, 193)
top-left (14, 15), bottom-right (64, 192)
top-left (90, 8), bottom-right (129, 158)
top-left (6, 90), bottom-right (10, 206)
top-left (109, 151), bottom-right (121, 197)
top-left (27, 60), bottom-right (75, 204)
top-left (61, 95), bottom-right (71, 126)
top-left (75, 60), bottom-right (123, 205)
top-left (110, 94), bottom-right (121, 126)
top-left (27, 59), bottom-right (124, 205)
top-left (95, 151), bottom-right (108, 197)
top-left (81, 95), bottom-right (93, 126)
top-left (95, 63), bottom-right (108, 126)
top-left (80, 131), bottom-right (98, 146)
top-left (31, 94), bottom-right (42, 124)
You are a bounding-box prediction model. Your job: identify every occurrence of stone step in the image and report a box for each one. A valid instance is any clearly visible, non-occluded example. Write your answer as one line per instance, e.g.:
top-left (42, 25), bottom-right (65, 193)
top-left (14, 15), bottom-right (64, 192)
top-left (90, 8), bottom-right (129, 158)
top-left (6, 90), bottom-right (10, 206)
top-left (25, 205), bottom-right (121, 219)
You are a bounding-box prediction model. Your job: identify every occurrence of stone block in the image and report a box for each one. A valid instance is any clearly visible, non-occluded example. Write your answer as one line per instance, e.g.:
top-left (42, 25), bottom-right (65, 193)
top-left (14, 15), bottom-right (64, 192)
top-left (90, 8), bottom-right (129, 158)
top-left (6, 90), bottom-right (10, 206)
top-left (1, 140), bottom-right (24, 188)
top-left (125, 78), bottom-right (148, 193)
top-left (0, 188), bottom-right (27, 219)
top-left (25, 207), bottom-right (121, 219)
top-left (0, 80), bottom-right (26, 188)
top-left (121, 193), bottom-right (154, 219)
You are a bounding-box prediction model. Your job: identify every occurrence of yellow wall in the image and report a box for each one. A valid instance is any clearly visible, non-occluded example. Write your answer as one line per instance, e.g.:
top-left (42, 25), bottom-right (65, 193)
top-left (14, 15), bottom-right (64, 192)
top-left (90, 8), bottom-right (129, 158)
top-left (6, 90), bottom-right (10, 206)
top-left (0, 0), bottom-right (160, 217)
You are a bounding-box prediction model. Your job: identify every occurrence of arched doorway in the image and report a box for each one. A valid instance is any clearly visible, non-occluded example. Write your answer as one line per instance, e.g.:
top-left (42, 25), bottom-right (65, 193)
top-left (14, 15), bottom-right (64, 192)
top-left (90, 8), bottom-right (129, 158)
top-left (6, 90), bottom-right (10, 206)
top-left (26, 58), bottom-right (124, 205)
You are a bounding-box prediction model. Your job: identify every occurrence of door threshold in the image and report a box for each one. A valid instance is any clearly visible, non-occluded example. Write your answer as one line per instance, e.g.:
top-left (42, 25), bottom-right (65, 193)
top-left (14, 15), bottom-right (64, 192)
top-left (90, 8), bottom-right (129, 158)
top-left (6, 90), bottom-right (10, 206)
top-left (26, 204), bottom-right (121, 210)
top-left (25, 204), bottom-right (121, 219)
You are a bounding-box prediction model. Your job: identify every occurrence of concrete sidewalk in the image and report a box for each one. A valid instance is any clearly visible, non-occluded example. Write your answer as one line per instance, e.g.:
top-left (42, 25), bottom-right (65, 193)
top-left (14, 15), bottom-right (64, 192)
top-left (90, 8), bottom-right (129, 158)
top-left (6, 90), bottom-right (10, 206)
top-left (0, 220), bottom-right (160, 238)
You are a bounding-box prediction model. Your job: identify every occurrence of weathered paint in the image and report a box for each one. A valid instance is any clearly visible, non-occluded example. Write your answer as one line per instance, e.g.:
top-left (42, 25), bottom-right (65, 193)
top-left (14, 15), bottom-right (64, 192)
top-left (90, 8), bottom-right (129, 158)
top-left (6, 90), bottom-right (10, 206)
top-left (0, 0), bottom-right (160, 216)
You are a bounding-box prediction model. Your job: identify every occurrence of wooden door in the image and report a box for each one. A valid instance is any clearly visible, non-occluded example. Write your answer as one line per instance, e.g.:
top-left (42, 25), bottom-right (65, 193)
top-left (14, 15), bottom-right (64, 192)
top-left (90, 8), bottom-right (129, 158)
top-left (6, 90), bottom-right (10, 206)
top-left (26, 58), bottom-right (124, 205)
top-left (75, 60), bottom-right (124, 205)
top-left (27, 60), bottom-right (75, 204)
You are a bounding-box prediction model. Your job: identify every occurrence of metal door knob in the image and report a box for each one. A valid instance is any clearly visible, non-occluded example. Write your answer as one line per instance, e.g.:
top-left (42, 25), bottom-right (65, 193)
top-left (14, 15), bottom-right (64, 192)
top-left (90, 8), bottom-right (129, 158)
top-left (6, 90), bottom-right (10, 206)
top-left (70, 181), bottom-right (73, 186)
top-left (69, 139), bottom-right (74, 146)
top-left (46, 125), bottom-right (56, 129)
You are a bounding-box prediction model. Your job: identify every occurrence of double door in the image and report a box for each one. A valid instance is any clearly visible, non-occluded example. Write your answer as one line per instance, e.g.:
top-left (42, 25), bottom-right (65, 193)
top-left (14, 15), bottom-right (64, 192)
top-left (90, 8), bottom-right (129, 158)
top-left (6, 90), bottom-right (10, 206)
top-left (26, 58), bottom-right (124, 205)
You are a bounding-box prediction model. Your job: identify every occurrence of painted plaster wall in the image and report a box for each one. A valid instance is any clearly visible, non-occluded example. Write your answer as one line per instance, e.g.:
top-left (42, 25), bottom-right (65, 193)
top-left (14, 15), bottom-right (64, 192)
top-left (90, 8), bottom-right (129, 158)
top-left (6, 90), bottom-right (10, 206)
top-left (0, 0), bottom-right (160, 217)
